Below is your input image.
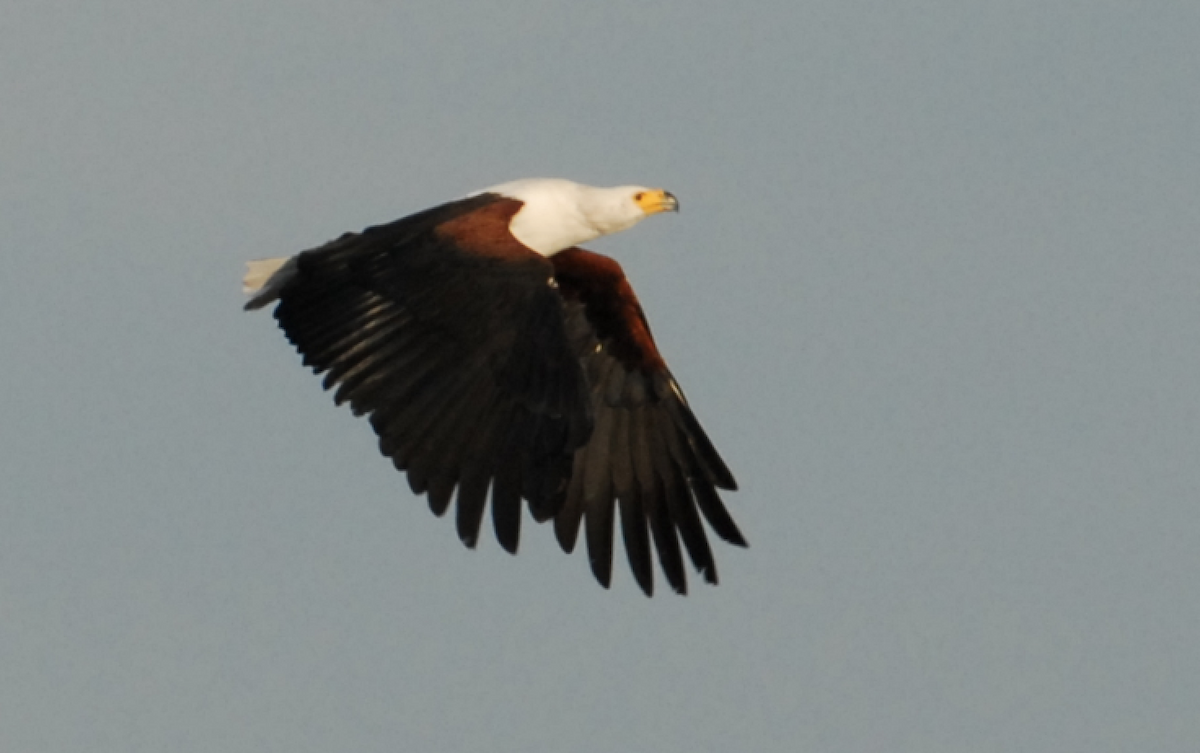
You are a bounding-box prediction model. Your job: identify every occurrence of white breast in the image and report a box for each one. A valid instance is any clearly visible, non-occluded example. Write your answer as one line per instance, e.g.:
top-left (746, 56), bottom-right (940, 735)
top-left (476, 178), bottom-right (603, 256)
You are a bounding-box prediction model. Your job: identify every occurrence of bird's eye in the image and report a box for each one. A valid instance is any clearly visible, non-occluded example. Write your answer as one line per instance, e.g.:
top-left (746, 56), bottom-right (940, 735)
top-left (634, 192), bottom-right (645, 201)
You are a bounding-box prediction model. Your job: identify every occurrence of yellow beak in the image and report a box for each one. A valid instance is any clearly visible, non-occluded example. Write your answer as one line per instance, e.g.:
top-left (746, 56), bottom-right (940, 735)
top-left (636, 189), bottom-right (680, 215)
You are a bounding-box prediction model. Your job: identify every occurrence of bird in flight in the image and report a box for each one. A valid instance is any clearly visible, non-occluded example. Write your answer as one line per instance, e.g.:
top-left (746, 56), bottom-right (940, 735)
top-left (244, 178), bottom-right (745, 595)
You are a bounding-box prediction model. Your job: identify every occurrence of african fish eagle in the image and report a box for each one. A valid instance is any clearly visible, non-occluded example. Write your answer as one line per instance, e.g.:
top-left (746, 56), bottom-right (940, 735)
top-left (244, 178), bottom-right (745, 596)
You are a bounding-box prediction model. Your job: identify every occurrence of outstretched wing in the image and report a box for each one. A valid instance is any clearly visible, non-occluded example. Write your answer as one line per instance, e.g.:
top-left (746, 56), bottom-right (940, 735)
top-left (255, 194), bottom-right (592, 554)
top-left (550, 247), bottom-right (746, 596)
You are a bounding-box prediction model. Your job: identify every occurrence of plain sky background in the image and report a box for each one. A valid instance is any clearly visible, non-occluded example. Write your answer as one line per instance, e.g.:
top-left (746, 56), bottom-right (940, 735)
top-left (3, 2), bottom-right (1199, 751)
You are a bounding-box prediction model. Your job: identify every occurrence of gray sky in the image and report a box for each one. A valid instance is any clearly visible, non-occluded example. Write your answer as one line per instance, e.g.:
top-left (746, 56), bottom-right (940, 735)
top-left (4, 1), bottom-right (1199, 751)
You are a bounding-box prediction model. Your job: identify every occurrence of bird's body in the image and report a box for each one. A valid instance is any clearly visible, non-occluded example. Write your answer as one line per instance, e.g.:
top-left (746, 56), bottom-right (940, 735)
top-left (245, 178), bottom-right (744, 595)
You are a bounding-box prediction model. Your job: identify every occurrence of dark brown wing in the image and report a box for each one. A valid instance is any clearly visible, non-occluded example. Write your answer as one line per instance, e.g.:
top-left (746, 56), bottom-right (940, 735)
top-left (258, 194), bottom-right (592, 553)
top-left (550, 248), bottom-right (746, 596)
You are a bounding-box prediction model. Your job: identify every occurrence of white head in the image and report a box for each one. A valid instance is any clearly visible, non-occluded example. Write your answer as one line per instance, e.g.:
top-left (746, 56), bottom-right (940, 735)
top-left (477, 178), bottom-right (679, 256)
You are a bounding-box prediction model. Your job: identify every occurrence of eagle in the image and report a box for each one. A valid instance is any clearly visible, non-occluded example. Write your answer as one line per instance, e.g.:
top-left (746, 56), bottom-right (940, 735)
top-left (244, 178), bottom-right (745, 596)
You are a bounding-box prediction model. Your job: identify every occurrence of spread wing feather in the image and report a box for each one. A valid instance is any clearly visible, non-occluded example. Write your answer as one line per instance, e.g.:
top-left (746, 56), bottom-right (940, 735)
top-left (262, 195), bottom-right (591, 555)
top-left (551, 247), bottom-right (745, 596)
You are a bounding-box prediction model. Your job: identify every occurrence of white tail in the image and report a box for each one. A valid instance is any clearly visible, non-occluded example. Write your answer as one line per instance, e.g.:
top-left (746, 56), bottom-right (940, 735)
top-left (243, 256), bottom-right (297, 310)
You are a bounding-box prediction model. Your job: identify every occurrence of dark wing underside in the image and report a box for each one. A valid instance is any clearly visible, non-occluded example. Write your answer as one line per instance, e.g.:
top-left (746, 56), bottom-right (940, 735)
top-left (550, 248), bottom-right (746, 596)
top-left (262, 194), bottom-right (592, 553)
